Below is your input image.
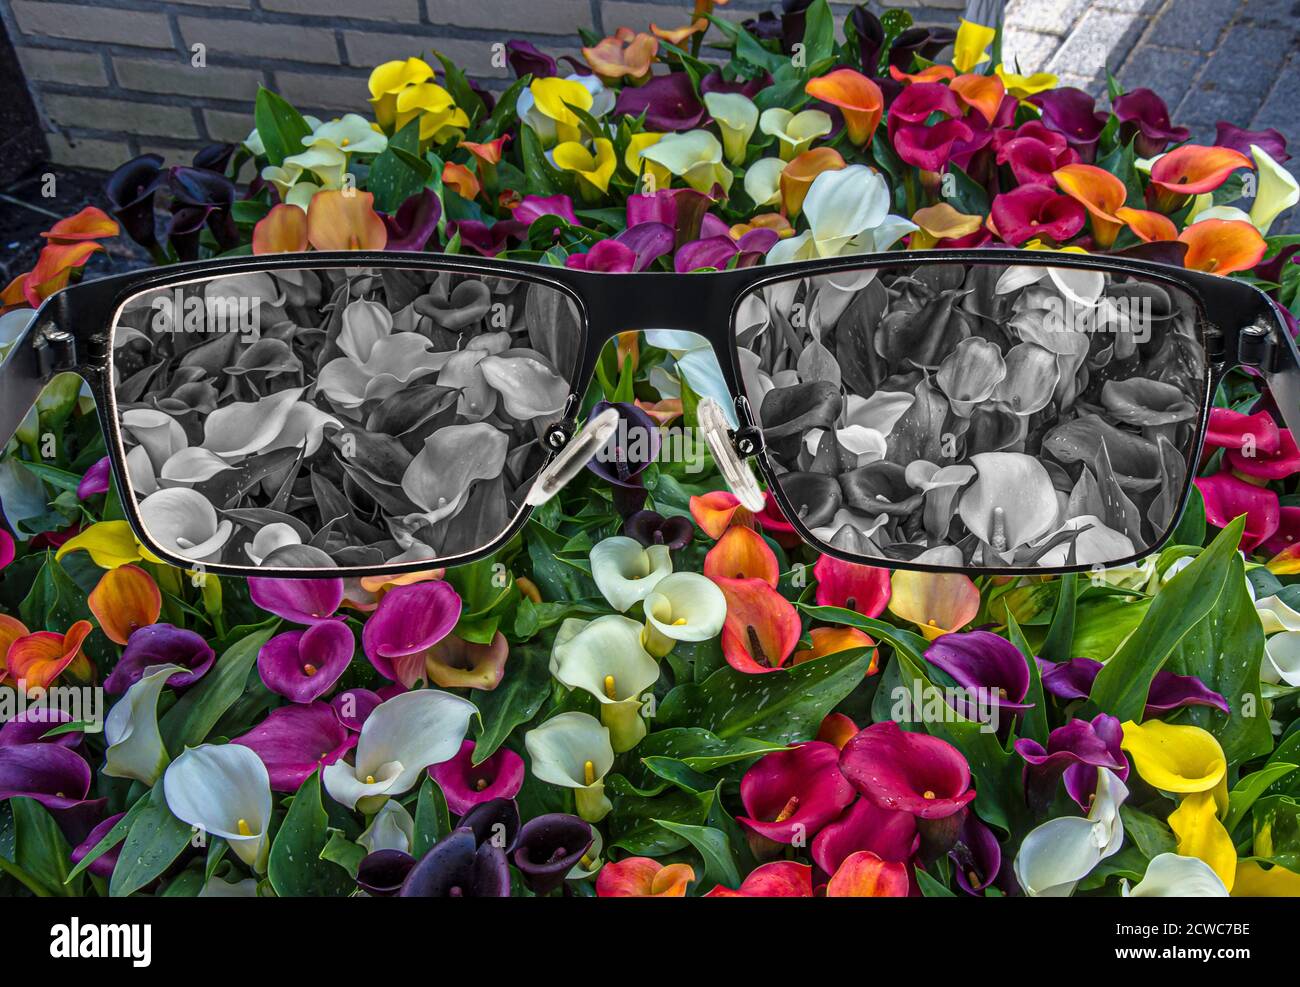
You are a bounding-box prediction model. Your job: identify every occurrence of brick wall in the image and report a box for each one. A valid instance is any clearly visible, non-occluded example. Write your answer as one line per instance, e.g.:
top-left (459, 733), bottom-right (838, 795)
top-left (1, 0), bottom-right (967, 172)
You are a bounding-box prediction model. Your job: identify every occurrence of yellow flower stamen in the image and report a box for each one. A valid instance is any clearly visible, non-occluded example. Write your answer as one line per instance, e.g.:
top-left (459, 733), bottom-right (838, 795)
top-left (583, 759), bottom-right (596, 786)
top-left (237, 819), bottom-right (252, 836)
top-left (923, 790), bottom-right (937, 800)
top-left (365, 775), bottom-right (376, 785)
top-left (604, 674), bottom-right (617, 700)
top-left (303, 663), bottom-right (318, 677)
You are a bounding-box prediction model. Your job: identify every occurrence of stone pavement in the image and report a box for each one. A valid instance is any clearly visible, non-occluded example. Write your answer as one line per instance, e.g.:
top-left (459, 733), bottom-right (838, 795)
top-left (1002, 0), bottom-right (1300, 232)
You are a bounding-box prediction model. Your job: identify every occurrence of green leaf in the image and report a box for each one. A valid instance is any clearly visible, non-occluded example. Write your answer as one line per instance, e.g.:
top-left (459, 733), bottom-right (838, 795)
top-left (473, 641), bottom-right (550, 763)
top-left (110, 785), bottom-right (193, 897)
top-left (1090, 517), bottom-right (1245, 721)
top-left (654, 818), bottom-right (741, 891)
top-left (160, 626), bottom-right (276, 754)
top-left (1170, 482), bottom-right (1207, 546)
top-left (1120, 805), bottom-right (1176, 859)
top-left (320, 829), bottom-right (367, 879)
top-left (11, 798), bottom-right (75, 896)
top-left (431, 48), bottom-right (486, 124)
top-left (708, 14), bottom-right (787, 73)
top-left (607, 775), bottom-right (712, 856)
top-left (800, 0), bottom-right (836, 67)
top-left (1225, 763), bottom-right (1297, 833)
top-left (254, 87), bottom-right (312, 167)
top-left (412, 776), bottom-right (451, 857)
top-left (521, 125), bottom-right (566, 196)
top-left (367, 117), bottom-right (425, 214)
top-left (269, 771), bottom-right (354, 897)
top-left (657, 647), bottom-right (872, 745)
top-left (1040, 572), bottom-right (1077, 663)
top-left (642, 757), bottom-right (715, 794)
top-left (638, 728), bottom-right (790, 771)
top-left (942, 164), bottom-right (990, 216)
top-left (916, 867), bottom-right (957, 897)
top-left (20, 554), bottom-right (92, 637)
top-left (1005, 611), bottom-right (1048, 747)
top-left (65, 789), bottom-right (150, 883)
top-left (15, 460), bottom-right (82, 492)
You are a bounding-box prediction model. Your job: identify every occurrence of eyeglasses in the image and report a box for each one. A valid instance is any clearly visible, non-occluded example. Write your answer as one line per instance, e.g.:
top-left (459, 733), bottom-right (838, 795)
top-left (3, 249), bottom-right (1295, 578)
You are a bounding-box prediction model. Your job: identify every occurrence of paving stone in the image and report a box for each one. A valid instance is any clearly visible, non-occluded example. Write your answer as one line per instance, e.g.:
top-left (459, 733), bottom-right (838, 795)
top-left (1148, 0), bottom-right (1240, 51)
top-left (1201, 25), bottom-right (1292, 92)
top-left (1116, 44), bottom-right (1202, 95)
top-left (1000, 27), bottom-right (1064, 71)
top-left (1175, 83), bottom-right (1265, 129)
top-left (1047, 8), bottom-right (1148, 81)
top-left (1004, 0), bottom-right (1091, 36)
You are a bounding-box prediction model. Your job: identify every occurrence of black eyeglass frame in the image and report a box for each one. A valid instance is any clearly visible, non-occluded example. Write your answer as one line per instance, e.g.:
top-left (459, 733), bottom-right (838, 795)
top-left (1, 248), bottom-right (1295, 578)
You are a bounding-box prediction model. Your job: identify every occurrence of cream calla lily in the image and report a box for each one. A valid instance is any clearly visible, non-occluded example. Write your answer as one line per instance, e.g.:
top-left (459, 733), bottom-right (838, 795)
top-left (1256, 593), bottom-right (1300, 633)
top-left (551, 615), bottom-right (660, 752)
top-left (640, 129), bottom-right (733, 193)
top-left (589, 535), bottom-right (673, 612)
top-left (1249, 144), bottom-right (1299, 235)
top-left (765, 165), bottom-right (916, 266)
top-left (1014, 768), bottom-right (1128, 897)
top-left (163, 743), bottom-right (273, 871)
top-left (704, 91), bottom-right (759, 166)
top-left (744, 156), bottom-right (785, 207)
top-left (525, 711), bottom-right (616, 822)
top-left (358, 799), bottom-right (416, 855)
top-left (303, 113), bottom-right (388, 156)
top-left (759, 107), bottom-right (833, 160)
top-left (1263, 629), bottom-right (1300, 686)
top-left (322, 689), bottom-right (476, 810)
top-left (643, 572), bottom-right (727, 658)
top-left (1122, 852), bottom-right (1229, 897)
top-left (103, 663), bottom-right (185, 786)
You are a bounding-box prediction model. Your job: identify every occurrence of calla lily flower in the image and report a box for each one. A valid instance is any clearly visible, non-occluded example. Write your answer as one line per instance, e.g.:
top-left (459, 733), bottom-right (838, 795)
top-left (103, 662), bottom-right (185, 785)
top-left (248, 574), bottom-right (343, 625)
top-left (400, 422), bottom-right (510, 526)
top-left (252, 203), bottom-right (309, 254)
top-left (744, 156), bottom-right (785, 207)
top-left (551, 614), bottom-right (659, 751)
top-left (1123, 852), bottom-right (1229, 897)
top-left (1014, 768), bottom-right (1127, 896)
top-left (924, 630), bottom-right (1033, 722)
top-left (137, 487), bottom-right (232, 562)
top-left (811, 797), bottom-right (918, 875)
top-left (813, 554), bottom-right (890, 617)
top-left (589, 535), bottom-right (673, 612)
top-left (805, 69), bottom-right (883, 145)
top-left (959, 452), bottom-right (1060, 557)
top-left (552, 138), bottom-right (617, 198)
top-left (71, 813), bottom-right (126, 881)
top-left (613, 73), bottom-right (705, 132)
top-left (164, 743), bottom-right (273, 871)
top-left (766, 165), bottom-right (915, 265)
top-left (361, 579), bottom-right (462, 687)
top-left (0, 707), bottom-right (79, 748)
top-left (429, 740), bottom-right (525, 816)
top-left (583, 27), bottom-right (657, 82)
top-left (1150, 145), bottom-right (1253, 209)
top-left (424, 632), bottom-right (509, 691)
top-left (1169, 789), bottom-right (1237, 890)
top-left (826, 850), bottom-right (910, 897)
top-left (56, 520), bottom-right (158, 569)
top-left (1038, 656), bottom-right (1228, 719)
top-left (759, 107), bottom-right (833, 161)
top-left (1262, 632), bottom-right (1300, 687)
top-left (1114, 89), bottom-right (1190, 157)
top-left (523, 76), bottom-right (593, 145)
top-left (780, 147), bottom-right (845, 218)
top-left (367, 57), bottom-right (434, 131)
top-left (910, 202), bottom-right (985, 248)
top-left (1054, 163), bottom-right (1127, 248)
top-left (888, 569), bottom-right (981, 641)
top-left (640, 129), bottom-right (732, 193)
top-left (357, 849), bottom-right (415, 895)
top-left (104, 623), bottom-right (214, 694)
top-left (1014, 713), bottom-right (1128, 812)
top-left (257, 619), bottom-right (354, 703)
top-left (303, 113), bottom-right (387, 157)
top-left (704, 860), bottom-right (813, 897)
top-left (1195, 470), bottom-right (1280, 551)
top-left (322, 689), bottom-right (476, 810)
top-left (950, 73), bottom-right (1007, 124)
top-left (996, 134), bottom-right (1078, 187)
top-left (1233, 860), bottom-right (1300, 896)
top-left (359, 800), bottom-right (416, 856)
top-left (6, 620), bottom-right (94, 693)
top-left (513, 813), bottom-right (594, 894)
top-left (399, 828), bottom-right (510, 897)
top-left (1245, 144), bottom-right (1298, 234)
top-left (1120, 720), bottom-right (1227, 796)
top-left (625, 509), bottom-right (693, 550)
top-left (88, 564), bottom-right (160, 645)
top-left (886, 83), bottom-right (973, 172)
top-left (1226, 428), bottom-right (1300, 480)
top-left (704, 525), bottom-right (779, 586)
top-left (738, 742), bottom-right (856, 845)
top-left (794, 626), bottom-right (877, 671)
top-left (840, 721), bottom-right (976, 820)
top-left (232, 702), bottom-right (355, 792)
top-left (953, 17), bottom-right (996, 72)
top-left (525, 711), bottom-right (615, 822)
top-left (596, 857), bottom-right (694, 897)
top-left (442, 162), bottom-right (480, 201)
top-left (642, 572), bottom-right (727, 659)
top-left (305, 189), bottom-right (387, 251)
top-left (1032, 87), bottom-right (1108, 159)
top-left (393, 81), bottom-right (470, 143)
top-left (715, 576), bottom-right (802, 674)
top-left (990, 185), bottom-right (1086, 246)
top-left (704, 91), bottom-right (759, 166)
top-left (690, 490), bottom-right (753, 539)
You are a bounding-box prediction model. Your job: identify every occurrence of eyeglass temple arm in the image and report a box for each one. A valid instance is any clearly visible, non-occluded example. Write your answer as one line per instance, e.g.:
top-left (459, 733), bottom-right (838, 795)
top-left (524, 399), bottom-right (767, 511)
top-left (0, 305), bottom-right (75, 452)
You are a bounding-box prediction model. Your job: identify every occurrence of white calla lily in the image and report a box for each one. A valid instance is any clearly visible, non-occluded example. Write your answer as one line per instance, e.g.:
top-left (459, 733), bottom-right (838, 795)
top-left (1256, 594), bottom-right (1300, 634)
top-left (704, 92), bottom-right (759, 166)
top-left (643, 572), bottom-right (727, 658)
top-left (358, 799), bottom-right (416, 855)
top-left (1014, 768), bottom-right (1128, 897)
top-left (759, 107), bottom-right (832, 160)
top-left (104, 663), bottom-right (186, 785)
top-left (1263, 630), bottom-right (1300, 686)
top-left (589, 535), bottom-right (673, 612)
top-left (551, 615), bottom-right (660, 751)
top-left (567, 826), bottom-right (604, 880)
top-left (246, 522), bottom-right (303, 566)
top-left (138, 487), bottom-right (233, 562)
top-left (303, 113), bottom-right (389, 156)
top-left (744, 157), bottom-right (785, 207)
top-left (640, 129), bottom-right (733, 194)
top-left (322, 689), bottom-right (476, 810)
top-left (1249, 144), bottom-right (1299, 235)
top-left (1122, 852), bottom-right (1229, 897)
top-left (766, 166), bottom-right (915, 266)
top-left (525, 711), bottom-right (616, 822)
top-left (123, 408), bottom-right (188, 473)
top-left (164, 743), bottom-right (274, 871)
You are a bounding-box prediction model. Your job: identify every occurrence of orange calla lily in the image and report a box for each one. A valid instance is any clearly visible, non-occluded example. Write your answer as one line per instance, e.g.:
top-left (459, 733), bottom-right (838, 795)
top-left (583, 27), bottom-right (658, 82)
top-left (781, 147), bottom-right (846, 218)
top-left (1266, 543), bottom-right (1300, 575)
top-left (888, 570), bottom-right (981, 641)
top-left (88, 564), bottom-right (162, 645)
top-left (616, 331), bottom-right (639, 371)
top-left (651, 18), bottom-right (708, 45)
top-left (306, 189), bottom-right (388, 251)
top-left (443, 162), bottom-right (482, 200)
top-left (596, 857), bottom-right (695, 897)
top-left (704, 525), bottom-right (780, 586)
top-left (1115, 206), bottom-right (1177, 243)
top-left (949, 73), bottom-right (1006, 124)
top-left (461, 135), bottom-right (511, 167)
top-left (731, 213), bottom-right (796, 239)
top-left (715, 576), bottom-right (802, 674)
top-left (816, 711), bottom-right (859, 749)
top-left (42, 205), bottom-right (119, 243)
top-left (911, 202), bottom-right (984, 249)
top-left (793, 626), bottom-right (877, 673)
top-left (6, 620), bottom-right (95, 693)
top-left (1178, 219), bottom-right (1267, 275)
top-left (1054, 163), bottom-right (1127, 248)
top-left (344, 568), bottom-right (445, 612)
top-left (889, 64), bottom-right (956, 85)
top-left (826, 850), bottom-right (910, 897)
top-left (805, 69), bottom-right (884, 146)
top-left (689, 491), bottom-right (753, 540)
top-left (1150, 145), bottom-right (1253, 199)
top-left (0, 613), bottom-right (31, 682)
top-left (636, 397), bottom-right (683, 424)
top-left (252, 203), bottom-right (310, 255)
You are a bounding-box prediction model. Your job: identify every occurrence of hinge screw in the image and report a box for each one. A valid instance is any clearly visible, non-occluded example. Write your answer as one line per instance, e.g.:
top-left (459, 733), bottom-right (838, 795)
top-left (544, 424), bottom-right (570, 451)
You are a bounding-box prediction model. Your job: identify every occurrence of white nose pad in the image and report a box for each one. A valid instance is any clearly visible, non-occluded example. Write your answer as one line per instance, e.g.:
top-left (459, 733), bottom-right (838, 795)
top-left (697, 397), bottom-right (766, 512)
top-left (525, 408), bottom-right (621, 507)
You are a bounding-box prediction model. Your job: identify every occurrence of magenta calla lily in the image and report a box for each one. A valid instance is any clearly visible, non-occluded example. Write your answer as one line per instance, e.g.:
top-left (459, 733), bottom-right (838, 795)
top-left (362, 580), bottom-right (463, 687)
top-left (232, 701), bottom-right (356, 791)
top-left (990, 185), bottom-right (1086, 245)
top-left (103, 623), bottom-right (216, 694)
top-left (257, 618), bottom-right (355, 703)
top-left (813, 554), bottom-right (891, 617)
top-left (1014, 713), bottom-right (1129, 812)
top-left (738, 742), bottom-right (855, 845)
top-left (429, 740), bottom-right (525, 816)
top-left (1195, 470), bottom-right (1281, 550)
top-left (248, 574), bottom-right (345, 625)
top-left (839, 721), bottom-right (975, 819)
top-left (811, 796), bottom-right (919, 875)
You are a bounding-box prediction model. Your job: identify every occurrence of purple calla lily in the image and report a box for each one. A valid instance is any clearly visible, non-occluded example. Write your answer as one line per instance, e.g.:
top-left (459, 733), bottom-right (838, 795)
top-left (429, 741), bottom-right (525, 816)
top-left (0, 743), bottom-right (104, 840)
top-left (104, 623), bottom-right (216, 694)
top-left (257, 618), bottom-right (355, 703)
top-left (248, 575), bottom-right (344, 625)
top-left (623, 510), bottom-right (694, 549)
top-left (949, 811), bottom-right (1002, 895)
top-left (1013, 713), bottom-right (1128, 812)
top-left (357, 849), bottom-right (416, 896)
top-left (76, 457), bottom-right (111, 500)
top-left (514, 193), bottom-right (579, 227)
top-left (811, 797), bottom-right (918, 876)
top-left (585, 401), bottom-right (661, 491)
top-left (924, 630), bottom-right (1033, 721)
top-left (1215, 121), bottom-right (1289, 164)
top-left (381, 189), bottom-right (442, 251)
top-left (1030, 88), bottom-right (1109, 161)
top-left (701, 69), bottom-right (772, 100)
top-left (105, 153), bottom-right (164, 252)
top-left (0, 707), bottom-right (81, 748)
top-left (232, 702), bottom-right (356, 791)
top-left (614, 73), bottom-right (705, 132)
top-left (71, 812), bottom-right (126, 881)
top-left (361, 580), bottom-right (462, 687)
top-left (399, 828), bottom-right (511, 897)
top-left (1037, 657), bottom-right (1229, 718)
top-left (330, 687), bottom-right (384, 732)
top-left (512, 813), bottom-right (593, 895)
top-left (505, 39), bottom-right (557, 78)
top-left (1113, 89), bottom-right (1190, 158)
top-left (459, 797), bottom-right (522, 852)
top-left (675, 228), bottom-right (779, 272)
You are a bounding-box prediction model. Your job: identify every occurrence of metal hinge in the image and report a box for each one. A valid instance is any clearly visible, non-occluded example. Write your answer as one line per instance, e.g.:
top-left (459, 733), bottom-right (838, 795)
top-left (33, 325), bottom-right (77, 380)
top-left (1238, 321), bottom-right (1283, 372)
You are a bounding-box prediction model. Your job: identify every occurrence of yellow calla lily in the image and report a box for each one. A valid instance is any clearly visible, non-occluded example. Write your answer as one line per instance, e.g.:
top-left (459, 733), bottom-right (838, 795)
top-left (367, 57), bottom-right (434, 131)
top-left (1168, 790), bottom-right (1237, 891)
top-left (529, 77), bottom-right (594, 145)
top-left (624, 132), bottom-right (670, 192)
top-left (953, 18), bottom-right (997, 74)
top-left (553, 138), bottom-right (617, 198)
top-left (758, 107), bottom-right (833, 161)
top-left (1120, 720), bottom-right (1227, 795)
top-left (55, 520), bottom-right (162, 570)
top-left (994, 64), bottom-right (1058, 99)
top-left (394, 82), bottom-right (469, 143)
top-left (910, 202), bottom-right (983, 249)
top-left (1249, 143), bottom-right (1300, 235)
top-left (888, 569), bottom-right (980, 641)
top-left (1233, 859), bottom-right (1300, 896)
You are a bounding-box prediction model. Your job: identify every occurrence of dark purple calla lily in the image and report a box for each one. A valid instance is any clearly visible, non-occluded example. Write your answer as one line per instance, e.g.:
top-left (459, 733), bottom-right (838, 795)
top-left (166, 166), bottom-right (239, 261)
top-left (103, 623), bottom-right (216, 694)
top-left (566, 223), bottom-right (673, 273)
top-left (1215, 121), bottom-right (1289, 164)
top-left (71, 812), bottom-right (126, 881)
top-left (614, 73), bottom-right (705, 132)
top-left (811, 797), bottom-right (918, 875)
top-left (1113, 88), bottom-right (1190, 158)
top-left (232, 702), bottom-right (356, 791)
top-left (382, 189), bottom-right (442, 251)
top-left (0, 707), bottom-right (80, 748)
top-left (429, 741), bottom-right (525, 816)
top-left (948, 811), bottom-right (1002, 895)
top-left (512, 813), bottom-right (593, 895)
top-left (248, 575), bottom-right (344, 625)
top-left (585, 400), bottom-right (661, 490)
top-left (840, 721), bottom-right (976, 820)
top-left (450, 218), bottom-right (528, 257)
top-left (76, 457), bottom-right (111, 500)
top-left (357, 849), bottom-right (416, 896)
top-left (1013, 713), bottom-right (1128, 812)
top-left (924, 630), bottom-right (1034, 721)
top-left (361, 580), bottom-right (462, 686)
top-left (700, 69), bottom-right (772, 100)
top-left (257, 618), bottom-right (355, 703)
top-left (738, 741), bottom-right (856, 844)
top-left (0, 743), bottom-right (105, 841)
top-left (399, 828), bottom-right (511, 897)
top-left (1030, 88), bottom-right (1109, 161)
top-left (105, 153), bottom-right (164, 251)
top-left (888, 25), bottom-right (957, 70)
top-left (1037, 657), bottom-right (1229, 719)
top-left (505, 39), bottom-right (557, 78)
top-left (623, 509), bottom-right (693, 549)
top-left (459, 797), bottom-right (521, 852)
